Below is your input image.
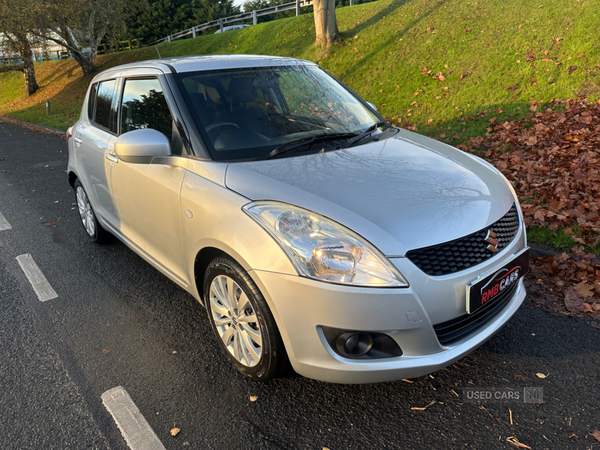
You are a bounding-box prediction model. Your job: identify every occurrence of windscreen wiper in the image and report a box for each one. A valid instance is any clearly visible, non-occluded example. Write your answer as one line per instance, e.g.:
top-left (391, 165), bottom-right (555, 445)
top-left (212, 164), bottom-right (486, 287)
top-left (266, 132), bottom-right (359, 159)
top-left (344, 121), bottom-right (387, 148)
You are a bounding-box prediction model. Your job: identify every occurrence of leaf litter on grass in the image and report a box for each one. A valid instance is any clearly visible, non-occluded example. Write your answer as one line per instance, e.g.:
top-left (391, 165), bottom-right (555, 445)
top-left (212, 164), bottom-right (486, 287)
top-left (458, 99), bottom-right (600, 324)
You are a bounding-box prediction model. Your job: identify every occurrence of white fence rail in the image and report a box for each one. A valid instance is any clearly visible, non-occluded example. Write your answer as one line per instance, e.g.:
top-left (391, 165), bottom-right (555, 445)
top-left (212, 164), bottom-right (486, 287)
top-left (149, 0), bottom-right (326, 45)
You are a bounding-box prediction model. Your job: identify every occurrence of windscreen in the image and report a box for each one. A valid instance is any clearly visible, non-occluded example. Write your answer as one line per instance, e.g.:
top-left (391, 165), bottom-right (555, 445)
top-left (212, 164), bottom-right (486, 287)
top-left (176, 65), bottom-right (381, 161)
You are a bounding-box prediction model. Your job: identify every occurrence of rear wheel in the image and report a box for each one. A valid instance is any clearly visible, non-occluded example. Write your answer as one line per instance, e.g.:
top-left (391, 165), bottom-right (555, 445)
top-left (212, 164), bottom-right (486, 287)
top-left (74, 179), bottom-right (110, 243)
top-left (204, 256), bottom-right (287, 381)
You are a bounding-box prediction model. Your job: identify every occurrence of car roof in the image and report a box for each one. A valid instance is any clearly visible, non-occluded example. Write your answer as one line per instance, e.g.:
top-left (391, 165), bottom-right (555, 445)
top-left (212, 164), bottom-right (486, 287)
top-left (91, 54), bottom-right (316, 82)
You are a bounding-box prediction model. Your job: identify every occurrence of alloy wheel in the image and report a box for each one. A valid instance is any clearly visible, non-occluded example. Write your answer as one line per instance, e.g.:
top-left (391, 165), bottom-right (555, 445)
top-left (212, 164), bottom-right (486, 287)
top-left (76, 186), bottom-right (95, 237)
top-left (209, 275), bottom-right (263, 367)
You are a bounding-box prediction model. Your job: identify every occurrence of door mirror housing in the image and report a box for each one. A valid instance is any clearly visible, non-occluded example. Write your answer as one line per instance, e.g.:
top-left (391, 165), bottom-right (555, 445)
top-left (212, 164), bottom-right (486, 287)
top-left (115, 129), bottom-right (171, 163)
top-left (366, 101), bottom-right (377, 112)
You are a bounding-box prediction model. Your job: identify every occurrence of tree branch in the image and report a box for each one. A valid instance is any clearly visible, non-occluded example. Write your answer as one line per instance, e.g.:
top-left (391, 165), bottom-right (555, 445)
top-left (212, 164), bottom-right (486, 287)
top-left (65, 26), bottom-right (81, 50)
top-left (30, 29), bottom-right (78, 54)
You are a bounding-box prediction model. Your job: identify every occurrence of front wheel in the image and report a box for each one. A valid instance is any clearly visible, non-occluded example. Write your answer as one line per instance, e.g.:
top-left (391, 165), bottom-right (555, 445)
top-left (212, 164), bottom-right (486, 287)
top-left (204, 256), bottom-right (287, 381)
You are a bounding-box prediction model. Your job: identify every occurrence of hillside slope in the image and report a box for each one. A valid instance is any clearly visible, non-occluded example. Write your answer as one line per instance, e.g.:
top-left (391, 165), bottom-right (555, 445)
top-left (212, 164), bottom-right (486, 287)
top-left (1, 0), bottom-right (599, 140)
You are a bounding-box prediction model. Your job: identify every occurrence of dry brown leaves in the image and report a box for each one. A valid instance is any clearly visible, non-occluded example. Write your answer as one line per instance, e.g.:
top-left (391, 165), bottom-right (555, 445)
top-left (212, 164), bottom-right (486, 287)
top-left (459, 99), bottom-right (600, 321)
top-left (527, 248), bottom-right (600, 325)
top-left (461, 99), bottom-right (600, 245)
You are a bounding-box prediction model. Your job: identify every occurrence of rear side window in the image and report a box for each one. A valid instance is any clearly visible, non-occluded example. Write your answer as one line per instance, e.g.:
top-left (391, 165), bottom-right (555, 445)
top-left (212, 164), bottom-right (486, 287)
top-left (88, 79), bottom-right (116, 131)
top-left (87, 83), bottom-right (98, 120)
top-left (120, 78), bottom-right (173, 143)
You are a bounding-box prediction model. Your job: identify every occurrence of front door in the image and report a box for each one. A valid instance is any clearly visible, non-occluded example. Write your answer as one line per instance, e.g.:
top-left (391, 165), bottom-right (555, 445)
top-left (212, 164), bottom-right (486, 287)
top-left (110, 77), bottom-right (188, 283)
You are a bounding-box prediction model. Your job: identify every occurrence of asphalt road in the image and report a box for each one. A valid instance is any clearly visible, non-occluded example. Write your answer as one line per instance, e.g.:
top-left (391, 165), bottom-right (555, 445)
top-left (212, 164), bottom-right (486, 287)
top-left (0, 117), bottom-right (599, 450)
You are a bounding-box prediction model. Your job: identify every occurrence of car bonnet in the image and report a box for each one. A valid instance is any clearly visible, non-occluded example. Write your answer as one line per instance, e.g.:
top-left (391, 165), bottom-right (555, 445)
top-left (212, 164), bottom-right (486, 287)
top-left (225, 129), bottom-right (515, 256)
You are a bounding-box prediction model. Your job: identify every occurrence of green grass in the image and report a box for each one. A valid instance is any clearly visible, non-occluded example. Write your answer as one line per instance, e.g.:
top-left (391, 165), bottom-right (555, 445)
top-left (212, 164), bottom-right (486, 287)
top-left (1, 0), bottom-right (599, 136)
top-left (528, 226), bottom-right (600, 255)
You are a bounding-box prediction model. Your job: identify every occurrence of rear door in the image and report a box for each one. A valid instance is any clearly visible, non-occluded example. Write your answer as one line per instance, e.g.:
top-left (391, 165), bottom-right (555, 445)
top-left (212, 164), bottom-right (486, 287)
top-left (74, 78), bottom-right (119, 227)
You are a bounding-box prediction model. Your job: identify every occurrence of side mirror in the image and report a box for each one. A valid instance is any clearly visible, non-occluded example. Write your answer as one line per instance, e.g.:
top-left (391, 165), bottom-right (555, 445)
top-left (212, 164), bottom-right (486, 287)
top-left (114, 129), bottom-right (171, 163)
top-left (366, 101), bottom-right (377, 112)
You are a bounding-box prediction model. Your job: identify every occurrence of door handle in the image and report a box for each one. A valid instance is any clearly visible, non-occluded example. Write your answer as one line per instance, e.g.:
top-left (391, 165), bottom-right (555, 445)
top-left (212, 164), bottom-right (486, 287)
top-left (73, 137), bottom-right (82, 145)
top-left (105, 154), bottom-right (119, 163)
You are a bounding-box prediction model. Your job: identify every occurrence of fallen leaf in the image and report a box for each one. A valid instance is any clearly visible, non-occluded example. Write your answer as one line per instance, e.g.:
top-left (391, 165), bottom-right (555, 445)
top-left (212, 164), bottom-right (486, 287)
top-left (411, 400), bottom-right (436, 411)
top-left (574, 281), bottom-right (595, 298)
top-left (536, 373), bottom-right (548, 379)
top-left (102, 349), bottom-right (110, 354)
top-left (506, 436), bottom-right (532, 449)
top-left (250, 395), bottom-right (258, 402)
top-left (564, 287), bottom-right (588, 313)
top-left (171, 427), bottom-right (180, 436)
top-left (592, 429), bottom-right (600, 443)
top-left (582, 303), bottom-right (595, 313)
top-left (44, 221), bottom-right (57, 226)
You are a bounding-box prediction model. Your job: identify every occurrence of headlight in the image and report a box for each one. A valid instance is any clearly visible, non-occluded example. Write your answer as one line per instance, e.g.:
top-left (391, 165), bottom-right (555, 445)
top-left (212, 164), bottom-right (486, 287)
top-left (243, 202), bottom-right (409, 288)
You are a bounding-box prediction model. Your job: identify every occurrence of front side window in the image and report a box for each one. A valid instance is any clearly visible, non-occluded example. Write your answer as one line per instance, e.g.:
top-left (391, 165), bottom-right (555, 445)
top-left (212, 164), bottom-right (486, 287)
top-left (120, 78), bottom-right (173, 143)
top-left (176, 65), bottom-right (384, 162)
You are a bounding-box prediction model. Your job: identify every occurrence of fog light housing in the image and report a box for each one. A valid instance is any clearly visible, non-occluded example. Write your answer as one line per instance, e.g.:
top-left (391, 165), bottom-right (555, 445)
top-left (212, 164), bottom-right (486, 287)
top-left (322, 327), bottom-right (403, 359)
top-left (337, 332), bottom-right (373, 357)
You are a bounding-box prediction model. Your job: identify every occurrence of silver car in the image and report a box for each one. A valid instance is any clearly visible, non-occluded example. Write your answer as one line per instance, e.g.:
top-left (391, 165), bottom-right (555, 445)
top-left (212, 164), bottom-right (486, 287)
top-left (67, 55), bottom-right (529, 383)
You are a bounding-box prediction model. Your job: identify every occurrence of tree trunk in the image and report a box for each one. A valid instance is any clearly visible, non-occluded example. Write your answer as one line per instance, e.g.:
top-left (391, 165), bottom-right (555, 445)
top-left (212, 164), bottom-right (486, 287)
top-left (39, 23), bottom-right (102, 77)
top-left (20, 38), bottom-right (39, 96)
top-left (313, 0), bottom-right (338, 48)
top-left (63, 26), bottom-right (97, 77)
top-left (70, 47), bottom-right (96, 77)
top-left (9, 30), bottom-right (39, 96)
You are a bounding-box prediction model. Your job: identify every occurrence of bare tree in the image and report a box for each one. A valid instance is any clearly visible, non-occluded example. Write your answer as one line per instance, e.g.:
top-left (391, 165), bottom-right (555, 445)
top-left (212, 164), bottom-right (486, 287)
top-left (0, 0), bottom-right (39, 95)
top-left (313, 0), bottom-right (338, 48)
top-left (34, 0), bottom-right (138, 77)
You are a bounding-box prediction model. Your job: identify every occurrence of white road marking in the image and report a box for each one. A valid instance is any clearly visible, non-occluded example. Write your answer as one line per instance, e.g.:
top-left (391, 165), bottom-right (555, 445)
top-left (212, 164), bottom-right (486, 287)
top-left (102, 386), bottom-right (166, 450)
top-left (16, 254), bottom-right (58, 302)
top-left (0, 211), bottom-right (11, 230)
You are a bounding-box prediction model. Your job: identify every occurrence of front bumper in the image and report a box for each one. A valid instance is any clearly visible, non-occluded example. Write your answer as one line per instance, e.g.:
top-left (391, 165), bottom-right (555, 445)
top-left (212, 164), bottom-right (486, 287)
top-left (249, 229), bottom-right (527, 384)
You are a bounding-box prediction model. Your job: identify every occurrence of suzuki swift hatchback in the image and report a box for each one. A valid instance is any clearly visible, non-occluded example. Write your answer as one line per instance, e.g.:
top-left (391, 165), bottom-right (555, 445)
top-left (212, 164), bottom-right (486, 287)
top-left (67, 55), bottom-right (529, 383)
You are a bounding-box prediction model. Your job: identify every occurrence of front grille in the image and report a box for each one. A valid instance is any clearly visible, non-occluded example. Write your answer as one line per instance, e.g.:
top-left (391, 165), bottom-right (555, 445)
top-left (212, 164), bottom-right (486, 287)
top-left (406, 204), bottom-right (520, 276)
top-left (433, 283), bottom-right (518, 346)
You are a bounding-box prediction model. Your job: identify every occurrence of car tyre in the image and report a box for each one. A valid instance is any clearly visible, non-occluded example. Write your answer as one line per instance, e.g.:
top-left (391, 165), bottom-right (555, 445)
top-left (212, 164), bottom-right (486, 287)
top-left (204, 256), bottom-right (287, 381)
top-left (74, 179), bottom-right (111, 244)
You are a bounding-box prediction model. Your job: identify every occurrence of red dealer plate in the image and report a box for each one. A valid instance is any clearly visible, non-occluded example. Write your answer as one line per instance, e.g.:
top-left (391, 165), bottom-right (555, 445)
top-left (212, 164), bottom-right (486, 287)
top-left (466, 247), bottom-right (530, 314)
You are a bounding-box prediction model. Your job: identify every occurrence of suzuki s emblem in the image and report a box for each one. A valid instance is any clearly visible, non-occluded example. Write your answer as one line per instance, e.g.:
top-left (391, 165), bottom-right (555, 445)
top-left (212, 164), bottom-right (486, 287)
top-left (485, 230), bottom-right (499, 253)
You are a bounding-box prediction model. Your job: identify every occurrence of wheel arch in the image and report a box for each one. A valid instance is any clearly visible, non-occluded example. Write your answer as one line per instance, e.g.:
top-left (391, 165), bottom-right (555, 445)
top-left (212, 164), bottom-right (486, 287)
top-left (193, 246), bottom-right (226, 306)
top-left (68, 171), bottom-right (78, 187)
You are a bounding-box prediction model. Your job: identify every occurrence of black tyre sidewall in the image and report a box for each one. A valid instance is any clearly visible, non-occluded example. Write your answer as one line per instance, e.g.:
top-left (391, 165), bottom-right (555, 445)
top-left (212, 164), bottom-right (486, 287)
top-left (204, 257), bottom-right (284, 382)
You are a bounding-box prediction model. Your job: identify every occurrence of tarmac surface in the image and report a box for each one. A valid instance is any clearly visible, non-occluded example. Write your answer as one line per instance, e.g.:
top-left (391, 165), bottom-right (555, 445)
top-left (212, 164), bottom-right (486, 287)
top-left (0, 118), bottom-right (598, 449)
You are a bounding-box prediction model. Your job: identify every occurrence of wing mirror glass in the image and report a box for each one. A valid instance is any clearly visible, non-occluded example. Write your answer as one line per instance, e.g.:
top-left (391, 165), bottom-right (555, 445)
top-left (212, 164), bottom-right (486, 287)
top-left (366, 101), bottom-right (377, 112)
top-left (114, 129), bottom-right (171, 163)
